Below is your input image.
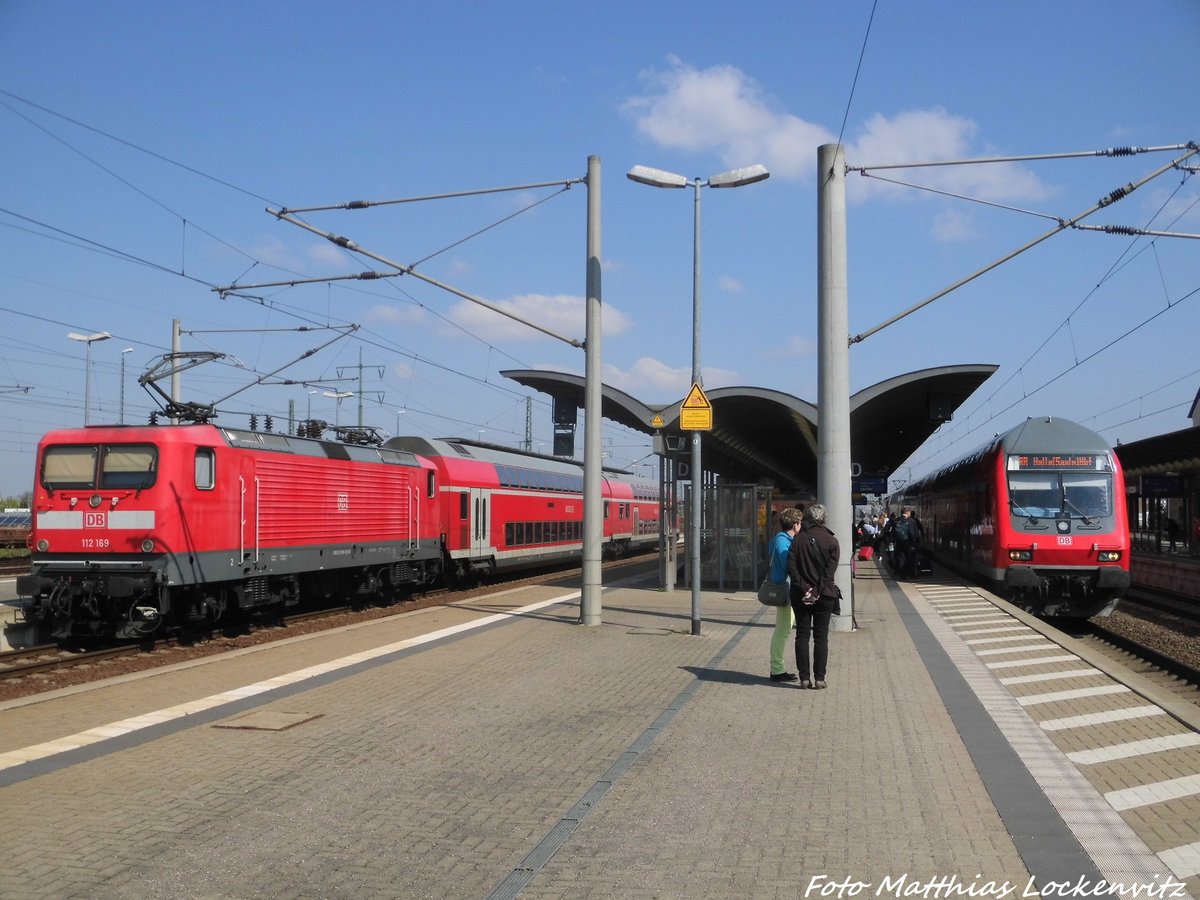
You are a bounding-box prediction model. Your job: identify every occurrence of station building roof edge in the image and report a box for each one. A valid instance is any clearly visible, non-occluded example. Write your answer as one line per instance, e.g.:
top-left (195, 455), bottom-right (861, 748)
top-left (501, 365), bottom-right (998, 495)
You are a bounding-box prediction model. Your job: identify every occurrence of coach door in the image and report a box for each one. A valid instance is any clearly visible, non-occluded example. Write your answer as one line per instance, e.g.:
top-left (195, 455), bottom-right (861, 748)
top-left (470, 487), bottom-right (490, 556)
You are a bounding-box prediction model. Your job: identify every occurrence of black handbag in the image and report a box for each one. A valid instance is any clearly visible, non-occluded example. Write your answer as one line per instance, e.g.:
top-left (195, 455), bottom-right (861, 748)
top-left (758, 543), bottom-right (790, 606)
top-left (757, 579), bottom-right (789, 606)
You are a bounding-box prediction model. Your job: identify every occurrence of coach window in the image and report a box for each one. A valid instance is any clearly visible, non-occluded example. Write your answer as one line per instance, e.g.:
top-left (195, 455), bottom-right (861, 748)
top-left (194, 448), bottom-right (215, 490)
top-left (427, 470), bottom-right (436, 498)
top-left (459, 492), bottom-right (469, 521)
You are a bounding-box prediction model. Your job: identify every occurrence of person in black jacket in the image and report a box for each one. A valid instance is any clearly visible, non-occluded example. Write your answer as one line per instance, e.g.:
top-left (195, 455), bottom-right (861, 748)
top-left (786, 503), bottom-right (841, 690)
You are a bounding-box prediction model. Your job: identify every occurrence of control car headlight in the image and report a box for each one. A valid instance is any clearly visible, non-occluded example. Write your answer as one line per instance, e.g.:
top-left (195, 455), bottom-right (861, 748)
top-left (36, 539), bottom-right (49, 552)
top-left (1008, 549), bottom-right (1033, 561)
top-left (1097, 550), bottom-right (1121, 562)
top-left (141, 539), bottom-right (155, 553)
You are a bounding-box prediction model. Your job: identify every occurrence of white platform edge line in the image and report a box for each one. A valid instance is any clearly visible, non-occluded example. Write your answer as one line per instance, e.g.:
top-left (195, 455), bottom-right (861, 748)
top-left (0, 590), bottom-right (581, 773)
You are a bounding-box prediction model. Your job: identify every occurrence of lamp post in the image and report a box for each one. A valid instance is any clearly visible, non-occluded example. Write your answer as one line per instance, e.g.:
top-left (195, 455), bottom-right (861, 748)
top-left (627, 163), bottom-right (768, 635)
top-left (323, 390), bottom-right (353, 426)
top-left (67, 331), bottom-right (112, 425)
top-left (119, 347), bottom-right (133, 424)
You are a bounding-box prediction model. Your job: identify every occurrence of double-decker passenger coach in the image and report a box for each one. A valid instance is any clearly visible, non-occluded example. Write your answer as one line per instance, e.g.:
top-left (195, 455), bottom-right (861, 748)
top-left (892, 416), bottom-right (1130, 617)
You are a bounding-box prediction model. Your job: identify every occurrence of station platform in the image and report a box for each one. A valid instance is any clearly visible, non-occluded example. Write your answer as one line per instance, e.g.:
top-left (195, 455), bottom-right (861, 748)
top-left (1, 563), bottom-right (1198, 899)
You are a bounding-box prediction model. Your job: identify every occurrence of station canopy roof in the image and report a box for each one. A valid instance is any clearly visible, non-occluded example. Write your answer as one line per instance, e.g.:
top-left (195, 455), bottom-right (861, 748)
top-left (502, 364), bottom-right (998, 496)
top-left (1115, 424), bottom-right (1200, 476)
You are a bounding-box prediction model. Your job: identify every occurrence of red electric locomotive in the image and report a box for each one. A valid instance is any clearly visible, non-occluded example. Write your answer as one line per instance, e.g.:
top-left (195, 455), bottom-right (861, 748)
top-left (18, 425), bottom-right (661, 639)
top-left (18, 423), bottom-right (444, 638)
top-left (891, 416), bottom-right (1130, 617)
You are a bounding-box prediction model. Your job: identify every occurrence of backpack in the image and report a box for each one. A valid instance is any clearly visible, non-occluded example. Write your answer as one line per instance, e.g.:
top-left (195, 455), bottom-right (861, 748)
top-left (894, 518), bottom-right (914, 546)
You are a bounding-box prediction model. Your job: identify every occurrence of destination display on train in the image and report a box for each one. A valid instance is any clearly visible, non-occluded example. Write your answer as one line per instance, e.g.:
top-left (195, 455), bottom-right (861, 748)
top-left (1010, 453), bottom-right (1098, 469)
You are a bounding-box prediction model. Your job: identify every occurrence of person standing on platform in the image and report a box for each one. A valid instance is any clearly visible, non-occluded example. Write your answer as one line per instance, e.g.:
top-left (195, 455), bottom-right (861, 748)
top-left (787, 503), bottom-right (842, 690)
top-left (766, 507), bottom-right (803, 683)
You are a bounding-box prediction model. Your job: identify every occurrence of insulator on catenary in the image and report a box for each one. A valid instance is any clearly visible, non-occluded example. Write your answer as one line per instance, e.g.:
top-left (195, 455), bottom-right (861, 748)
top-left (1103, 224), bottom-right (1139, 235)
top-left (1099, 185), bottom-right (1130, 206)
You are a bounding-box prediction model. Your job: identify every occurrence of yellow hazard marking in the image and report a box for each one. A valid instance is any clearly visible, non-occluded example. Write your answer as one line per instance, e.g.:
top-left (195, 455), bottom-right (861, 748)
top-left (682, 383), bottom-right (711, 409)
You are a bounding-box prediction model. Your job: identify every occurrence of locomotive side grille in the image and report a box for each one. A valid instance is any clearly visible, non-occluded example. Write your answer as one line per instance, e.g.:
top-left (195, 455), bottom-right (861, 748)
top-left (253, 457), bottom-right (414, 543)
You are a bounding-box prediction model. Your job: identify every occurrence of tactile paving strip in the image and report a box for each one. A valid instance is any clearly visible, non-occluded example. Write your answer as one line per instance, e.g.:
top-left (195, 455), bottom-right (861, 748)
top-left (911, 576), bottom-right (1200, 891)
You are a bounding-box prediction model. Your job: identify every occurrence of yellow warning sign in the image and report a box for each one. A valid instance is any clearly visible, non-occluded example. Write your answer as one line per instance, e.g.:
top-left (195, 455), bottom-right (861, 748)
top-left (680, 382), bottom-right (712, 431)
top-left (650, 414), bottom-right (664, 428)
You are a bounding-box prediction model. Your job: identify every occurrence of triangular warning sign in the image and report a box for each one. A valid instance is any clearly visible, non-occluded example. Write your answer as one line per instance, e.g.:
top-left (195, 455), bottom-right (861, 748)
top-left (682, 383), bottom-right (711, 409)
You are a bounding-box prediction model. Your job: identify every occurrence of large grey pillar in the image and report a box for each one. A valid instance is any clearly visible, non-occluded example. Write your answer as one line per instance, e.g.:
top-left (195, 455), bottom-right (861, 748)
top-left (580, 155), bottom-right (603, 625)
top-left (817, 144), bottom-right (854, 632)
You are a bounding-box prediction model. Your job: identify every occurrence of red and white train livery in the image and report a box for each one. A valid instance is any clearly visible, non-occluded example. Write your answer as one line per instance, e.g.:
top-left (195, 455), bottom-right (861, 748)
top-left (890, 416), bottom-right (1130, 618)
top-left (17, 424), bottom-right (660, 638)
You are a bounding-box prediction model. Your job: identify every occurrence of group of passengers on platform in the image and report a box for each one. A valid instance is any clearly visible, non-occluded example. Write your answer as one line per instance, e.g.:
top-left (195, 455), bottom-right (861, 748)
top-left (856, 508), bottom-right (926, 579)
top-left (765, 503), bottom-right (842, 690)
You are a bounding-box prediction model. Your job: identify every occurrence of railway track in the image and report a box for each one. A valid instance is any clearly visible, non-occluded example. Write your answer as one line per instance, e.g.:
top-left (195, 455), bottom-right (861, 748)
top-left (0, 558), bottom-right (29, 577)
top-left (1069, 595), bottom-right (1200, 706)
top-left (0, 554), bottom-right (658, 701)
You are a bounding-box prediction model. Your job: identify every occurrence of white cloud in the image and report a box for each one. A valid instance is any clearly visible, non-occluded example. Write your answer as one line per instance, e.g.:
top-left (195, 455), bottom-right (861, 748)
top-left (625, 60), bottom-right (1050, 206)
top-left (624, 57), bottom-right (833, 182)
top-left (1145, 184), bottom-right (1200, 228)
top-left (446, 293), bottom-right (633, 342)
top-left (762, 334), bottom-right (816, 360)
top-left (601, 356), bottom-right (740, 399)
top-left (249, 237), bottom-right (302, 270)
top-left (717, 275), bottom-right (744, 294)
top-left (932, 208), bottom-right (976, 242)
top-left (307, 242), bottom-right (348, 268)
top-left (844, 109), bottom-right (1050, 204)
top-left (364, 303), bottom-right (427, 326)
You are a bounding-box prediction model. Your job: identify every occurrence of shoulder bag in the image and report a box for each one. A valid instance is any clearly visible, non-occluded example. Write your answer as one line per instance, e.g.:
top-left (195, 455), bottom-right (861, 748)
top-left (757, 543), bottom-right (790, 606)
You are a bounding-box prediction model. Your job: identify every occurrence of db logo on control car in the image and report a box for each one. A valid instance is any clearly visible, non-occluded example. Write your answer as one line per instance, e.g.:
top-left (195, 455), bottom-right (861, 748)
top-left (84, 512), bottom-right (107, 528)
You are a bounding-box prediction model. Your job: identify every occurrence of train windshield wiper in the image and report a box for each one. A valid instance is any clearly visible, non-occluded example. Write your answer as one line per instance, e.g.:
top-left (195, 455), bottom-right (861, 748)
top-left (1009, 498), bottom-right (1039, 524)
top-left (1061, 495), bottom-right (1093, 525)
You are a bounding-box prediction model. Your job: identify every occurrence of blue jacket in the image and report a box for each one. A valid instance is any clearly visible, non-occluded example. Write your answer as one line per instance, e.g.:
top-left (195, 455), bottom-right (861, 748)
top-left (768, 531), bottom-right (793, 584)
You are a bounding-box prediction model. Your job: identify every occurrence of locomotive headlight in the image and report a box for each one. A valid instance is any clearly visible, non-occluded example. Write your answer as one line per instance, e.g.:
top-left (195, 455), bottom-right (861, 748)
top-left (1097, 550), bottom-right (1121, 562)
top-left (36, 539), bottom-right (49, 552)
top-left (141, 539), bottom-right (155, 553)
top-left (89, 494), bottom-right (103, 509)
top-left (1008, 549), bottom-right (1033, 561)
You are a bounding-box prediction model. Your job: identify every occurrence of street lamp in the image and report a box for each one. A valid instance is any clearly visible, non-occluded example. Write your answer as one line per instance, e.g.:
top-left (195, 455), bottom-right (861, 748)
top-left (627, 163), bottom-right (769, 635)
top-left (119, 347), bottom-right (133, 424)
top-left (323, 390), bottom-right (353, 426)
top-left (67, 331), bottom-right (112, 425)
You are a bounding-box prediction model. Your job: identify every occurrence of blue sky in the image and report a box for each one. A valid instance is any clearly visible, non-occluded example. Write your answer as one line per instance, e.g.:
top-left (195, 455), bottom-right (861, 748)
top-left (1, 1), bottom-right (1198, 499)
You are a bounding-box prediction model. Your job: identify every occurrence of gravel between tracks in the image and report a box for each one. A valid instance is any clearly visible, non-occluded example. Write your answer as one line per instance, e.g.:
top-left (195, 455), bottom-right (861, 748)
top-left (1096, 603), bottom-right (1200, 669)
